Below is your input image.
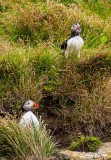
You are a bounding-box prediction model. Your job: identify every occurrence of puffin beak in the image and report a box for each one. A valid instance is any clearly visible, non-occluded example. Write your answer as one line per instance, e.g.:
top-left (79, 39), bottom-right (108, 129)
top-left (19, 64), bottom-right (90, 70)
top-left (33, 102), bottom-right (39, 110)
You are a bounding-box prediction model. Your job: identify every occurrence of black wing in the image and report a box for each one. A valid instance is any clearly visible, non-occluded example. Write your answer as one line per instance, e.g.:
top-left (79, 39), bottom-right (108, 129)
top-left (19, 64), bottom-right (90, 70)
top-left (61, 40), bottom-right (67, 50)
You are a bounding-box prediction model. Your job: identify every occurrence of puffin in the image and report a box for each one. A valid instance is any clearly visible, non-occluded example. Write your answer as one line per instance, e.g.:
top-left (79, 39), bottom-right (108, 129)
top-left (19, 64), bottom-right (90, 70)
top-left (19, 100), bottom-right (39, 129)
top-left (61, 22), bottom-right (84, 59)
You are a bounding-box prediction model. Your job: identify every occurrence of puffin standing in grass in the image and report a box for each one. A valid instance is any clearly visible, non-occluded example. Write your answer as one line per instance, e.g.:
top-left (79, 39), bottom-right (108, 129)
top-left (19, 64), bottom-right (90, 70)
top-left (61, 22), bottom-right (84, 59)
top-left (19, 100), bottom-right (39, 128)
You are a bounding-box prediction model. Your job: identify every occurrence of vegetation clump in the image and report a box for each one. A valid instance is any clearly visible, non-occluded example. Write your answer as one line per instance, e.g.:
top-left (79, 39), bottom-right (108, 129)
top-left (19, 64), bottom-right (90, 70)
top-left (69, 135), bottom-right (102, 152)
top-left (0, 118), bottom-right (56, 160)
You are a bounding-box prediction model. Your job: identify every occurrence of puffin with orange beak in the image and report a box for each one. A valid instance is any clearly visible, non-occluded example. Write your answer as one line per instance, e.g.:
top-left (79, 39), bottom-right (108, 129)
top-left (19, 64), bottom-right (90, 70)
top-left (19, 100), bottom-right (39, 128)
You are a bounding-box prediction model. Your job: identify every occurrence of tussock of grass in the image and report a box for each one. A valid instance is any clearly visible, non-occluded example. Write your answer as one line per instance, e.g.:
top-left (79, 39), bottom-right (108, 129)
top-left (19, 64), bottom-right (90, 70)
top-left (69, 135), bottom-right (102, 152)
top-left (0, 118), bottom-right (56, 160)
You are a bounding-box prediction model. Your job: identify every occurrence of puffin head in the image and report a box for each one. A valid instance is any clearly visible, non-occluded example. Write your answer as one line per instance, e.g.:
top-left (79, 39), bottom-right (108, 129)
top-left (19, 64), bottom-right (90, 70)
top-left (22, 100), bottom-right (39, 112)
top-left (71, 22), bottom-right (81, 34)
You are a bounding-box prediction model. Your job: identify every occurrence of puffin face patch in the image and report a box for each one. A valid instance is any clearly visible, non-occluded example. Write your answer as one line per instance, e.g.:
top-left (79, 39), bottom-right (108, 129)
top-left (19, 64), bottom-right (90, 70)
top-left (23, 100), bottom-right (34, 111)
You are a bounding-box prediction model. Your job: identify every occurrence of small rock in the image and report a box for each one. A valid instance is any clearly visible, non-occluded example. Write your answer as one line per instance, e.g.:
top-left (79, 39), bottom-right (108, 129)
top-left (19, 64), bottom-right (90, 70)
top-left (97, 142), bottom-right (111, 154)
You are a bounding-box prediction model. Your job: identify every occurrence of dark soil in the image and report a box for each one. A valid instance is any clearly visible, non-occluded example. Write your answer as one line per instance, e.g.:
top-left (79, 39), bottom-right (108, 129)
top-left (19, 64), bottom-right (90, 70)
top-left (39, 94), bottom-right (76, 149)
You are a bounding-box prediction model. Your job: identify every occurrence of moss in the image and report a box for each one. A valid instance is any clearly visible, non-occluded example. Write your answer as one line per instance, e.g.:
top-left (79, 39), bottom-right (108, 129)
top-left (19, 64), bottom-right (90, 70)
top-left (69, 136), bottom-right (102, 152)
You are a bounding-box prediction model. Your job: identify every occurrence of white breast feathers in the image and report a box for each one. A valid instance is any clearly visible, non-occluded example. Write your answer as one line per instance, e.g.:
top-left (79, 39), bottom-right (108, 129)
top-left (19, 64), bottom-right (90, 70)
top-left (19, 111), bottom-right (39, 129)
top-left (65, 36), bottom-right (84, 59)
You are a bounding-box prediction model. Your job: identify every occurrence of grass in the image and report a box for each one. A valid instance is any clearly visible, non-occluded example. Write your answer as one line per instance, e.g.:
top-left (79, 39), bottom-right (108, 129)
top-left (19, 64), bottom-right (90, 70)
top-left (0, 117), bottom-right (56, 160)
top-left (69, 135), bottom-right (102, 152)
top-left (0, 0), bottom-right (111, 159)
top-left (0, 0), bottom-right (110, 47)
